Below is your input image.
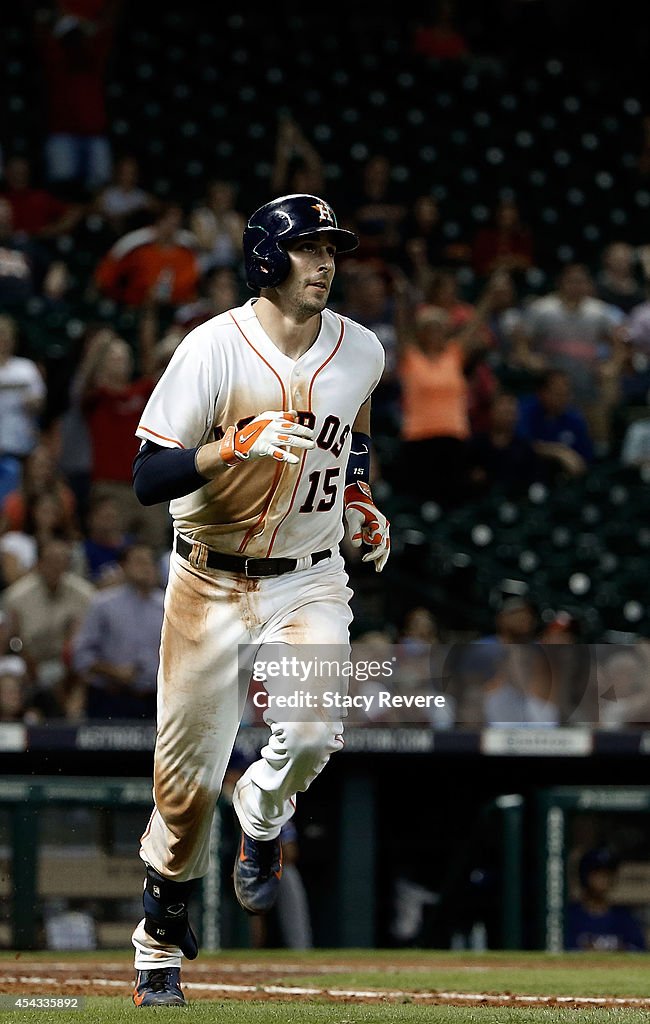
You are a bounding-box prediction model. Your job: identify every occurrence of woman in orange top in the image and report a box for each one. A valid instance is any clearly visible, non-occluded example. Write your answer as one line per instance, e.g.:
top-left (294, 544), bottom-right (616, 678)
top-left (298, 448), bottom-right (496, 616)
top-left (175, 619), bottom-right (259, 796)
top-left (394, 272), bottom-right (499, 508)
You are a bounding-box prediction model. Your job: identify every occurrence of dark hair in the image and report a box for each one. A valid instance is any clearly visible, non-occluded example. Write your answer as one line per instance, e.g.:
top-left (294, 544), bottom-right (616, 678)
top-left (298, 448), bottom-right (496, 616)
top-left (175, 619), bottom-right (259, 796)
top-left (117, 542), bottom-right (154, 565)
top-left (538, 368), bottom-right (570, 391)
top-left (579, 845), bottom-right (620, 887)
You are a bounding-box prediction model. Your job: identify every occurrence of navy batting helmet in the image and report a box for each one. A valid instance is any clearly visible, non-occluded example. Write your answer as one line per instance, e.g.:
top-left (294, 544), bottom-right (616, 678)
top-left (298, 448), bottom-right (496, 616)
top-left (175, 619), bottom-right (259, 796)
top-left (243, 193), bottom-right (359, 290)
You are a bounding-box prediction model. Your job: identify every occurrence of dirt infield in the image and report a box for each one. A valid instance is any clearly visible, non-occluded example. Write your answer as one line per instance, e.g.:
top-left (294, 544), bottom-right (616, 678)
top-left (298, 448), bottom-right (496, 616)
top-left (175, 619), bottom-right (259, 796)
top-left (2, 956), bottom-right (650, 1009)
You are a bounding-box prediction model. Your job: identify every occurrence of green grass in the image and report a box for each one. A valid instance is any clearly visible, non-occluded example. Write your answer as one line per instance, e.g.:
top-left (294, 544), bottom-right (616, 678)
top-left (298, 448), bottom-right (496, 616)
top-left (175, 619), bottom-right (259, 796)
top-left (1, 1002), bottom-right (650, 1024)
top-left (293, 958), bottom-right (650, 997)
top-left (2, 950), bottom-right (650, 1024)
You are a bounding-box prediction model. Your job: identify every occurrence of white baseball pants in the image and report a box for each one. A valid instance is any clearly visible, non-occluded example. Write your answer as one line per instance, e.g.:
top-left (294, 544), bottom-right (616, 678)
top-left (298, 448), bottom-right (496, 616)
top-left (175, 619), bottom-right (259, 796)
top-left (133, 545), bottom-right (352, 967)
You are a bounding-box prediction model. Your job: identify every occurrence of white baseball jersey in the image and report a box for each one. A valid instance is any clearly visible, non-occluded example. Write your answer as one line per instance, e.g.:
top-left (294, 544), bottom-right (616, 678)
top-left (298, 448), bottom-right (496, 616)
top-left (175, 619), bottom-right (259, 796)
top-left (136, 298), bottom-right (385, 559)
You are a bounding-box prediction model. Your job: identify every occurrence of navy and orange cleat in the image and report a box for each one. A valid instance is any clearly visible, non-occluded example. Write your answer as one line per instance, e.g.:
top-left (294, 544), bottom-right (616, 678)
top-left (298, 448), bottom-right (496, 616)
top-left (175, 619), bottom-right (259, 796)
top-left (233, 831), bottom-right (283, 914)
top-left (133, 967), bottom-right (186, 1007)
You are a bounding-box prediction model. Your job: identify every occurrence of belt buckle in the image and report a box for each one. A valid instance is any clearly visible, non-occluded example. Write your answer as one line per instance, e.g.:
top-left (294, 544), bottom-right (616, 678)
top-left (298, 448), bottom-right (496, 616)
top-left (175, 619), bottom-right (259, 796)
top-left (244, 558), bottom-right (269, 579)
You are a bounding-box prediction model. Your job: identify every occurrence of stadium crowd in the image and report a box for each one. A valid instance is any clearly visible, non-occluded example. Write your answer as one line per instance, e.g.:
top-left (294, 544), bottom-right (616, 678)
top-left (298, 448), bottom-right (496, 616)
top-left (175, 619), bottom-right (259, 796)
top-left (2, 0), bottom-right (650, 724)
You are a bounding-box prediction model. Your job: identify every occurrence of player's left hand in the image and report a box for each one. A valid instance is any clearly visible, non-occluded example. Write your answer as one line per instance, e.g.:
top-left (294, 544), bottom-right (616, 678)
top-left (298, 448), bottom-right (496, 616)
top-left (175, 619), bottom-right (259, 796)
top-left (344, 481), bottom-right (390, 572)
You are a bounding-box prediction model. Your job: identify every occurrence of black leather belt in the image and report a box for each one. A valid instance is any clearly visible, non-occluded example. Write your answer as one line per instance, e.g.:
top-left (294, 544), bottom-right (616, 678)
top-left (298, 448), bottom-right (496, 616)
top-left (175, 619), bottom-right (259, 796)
top-left (175, 535), bottom-right (331, 578)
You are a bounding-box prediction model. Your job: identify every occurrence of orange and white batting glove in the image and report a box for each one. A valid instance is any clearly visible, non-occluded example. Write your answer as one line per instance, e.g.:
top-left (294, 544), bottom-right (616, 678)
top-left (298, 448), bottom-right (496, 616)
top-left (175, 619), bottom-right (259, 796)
top-left (344, 481), bottom-right (390, 572)
top-left (219, 410), bottom-right (315, 467)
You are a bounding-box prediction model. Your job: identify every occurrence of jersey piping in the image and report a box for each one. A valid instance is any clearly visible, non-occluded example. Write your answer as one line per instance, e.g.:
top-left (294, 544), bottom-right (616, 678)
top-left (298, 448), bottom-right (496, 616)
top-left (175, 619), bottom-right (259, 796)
top-left (229, 309), bottom-right (288, 553)
top-left (264, 317), bottom-right (346, 557)
top-left (137, 425), bottom-right (186, 449)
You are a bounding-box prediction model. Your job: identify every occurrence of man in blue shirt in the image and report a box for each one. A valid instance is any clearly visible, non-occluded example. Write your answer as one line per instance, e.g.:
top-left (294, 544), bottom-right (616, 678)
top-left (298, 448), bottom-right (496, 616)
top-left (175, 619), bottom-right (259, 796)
top-left (517, 368), bottom-right (595, 473)
top-left (71, 542), bottom-right (164, 719)
top-left (565, 845), bottom-right (646, 951)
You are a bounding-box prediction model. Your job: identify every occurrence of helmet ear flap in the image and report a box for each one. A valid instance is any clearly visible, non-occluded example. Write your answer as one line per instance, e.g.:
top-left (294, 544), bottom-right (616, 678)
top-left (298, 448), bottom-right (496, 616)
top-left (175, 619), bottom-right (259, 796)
top-left (243, 225), bottom-right (291, 290)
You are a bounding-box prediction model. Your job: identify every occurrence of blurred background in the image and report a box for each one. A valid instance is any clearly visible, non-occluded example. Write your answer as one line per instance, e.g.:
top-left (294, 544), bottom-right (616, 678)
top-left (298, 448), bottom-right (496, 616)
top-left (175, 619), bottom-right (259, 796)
top-left (1, 0), bottom-right (650, 960)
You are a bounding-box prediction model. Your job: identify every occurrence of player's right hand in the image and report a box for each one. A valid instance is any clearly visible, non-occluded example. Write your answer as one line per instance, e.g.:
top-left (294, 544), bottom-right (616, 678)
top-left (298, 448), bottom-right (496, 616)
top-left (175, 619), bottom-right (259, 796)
top-left (218, 410), bottom-right (315, 466)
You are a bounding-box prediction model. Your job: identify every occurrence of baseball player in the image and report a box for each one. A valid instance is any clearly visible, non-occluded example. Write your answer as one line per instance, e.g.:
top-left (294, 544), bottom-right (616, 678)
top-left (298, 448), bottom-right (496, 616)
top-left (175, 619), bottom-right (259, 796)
top-left (129, 193), bottom-right (390, 1006)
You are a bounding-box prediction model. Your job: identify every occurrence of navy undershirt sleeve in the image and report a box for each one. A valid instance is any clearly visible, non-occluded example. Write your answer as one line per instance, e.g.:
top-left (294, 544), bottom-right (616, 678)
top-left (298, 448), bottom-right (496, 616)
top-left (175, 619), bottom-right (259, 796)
top-left (133, 440), bottom-right (209, 506)
top-left (346, 432), bottom-right (372, 485)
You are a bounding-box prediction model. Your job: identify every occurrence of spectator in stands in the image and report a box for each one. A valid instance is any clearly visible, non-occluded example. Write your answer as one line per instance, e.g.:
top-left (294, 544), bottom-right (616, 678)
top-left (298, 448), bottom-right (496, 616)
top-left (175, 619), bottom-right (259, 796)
top-left (0, 490), bottom-right (84, 587)
top-left (336, 262), bottom-right (398, 369)
top-left (40, 255), bottom-right (76, 313)
top-left (622, 288), bottom-right (650, 354)
top-left (78, 328), bottom-right (168, 547)
top-left (608, 290), bottom-right (650, 414)
top-left (397, 606), bottom-right (439, 654)
top-left (455, 618), bottom-right (559, 726)
top-left (33, 0), bottom-right (123, 195)
top-left (0, 316), bottom-right (46, 462)
top-left (397, 195), bottom-right (448, 286)
top-left (0, 612), bottom-right (42, 722)
top-left (0, 610), bottom-right (29, 682)
top-left (537, 611), bottom-right (588, 724)
top-left (448, 640), bottom-right (558, 727)
top-left (189, 179), bottom-right (245, 275)
top-left (423, 268), bottom-right (478, 331)
top-left (335, 262), bottom-right (400, 433)
top-left (466, 341), bottom-right (501, 436)
top-left (0, 199), bottom-right (40, 306)
top-left (270, 115), bottom-right (326, 199)
top-left (93, 202), bottom-right (201, 308)
top-left (480, 594), bottom-right (539, 646)
top-left (80, 494), bottom-right (131, 586)
top-left (348, 154), bottom-right (408, 262)
top-left (0, 155), bottom-right (84, 240)
top-left (0, 671), bottom-right (42, 724)
top-left (392, 274), bottom-right (504, 507)
top-left (539, 610), bottom-right (582, 645)
top-left (173, 265), bottom-right (242, 335)
top-left (395, 303), bottom-right (469, 505)
top-left (620, 414), bottom-right (650, 469)
top-left (595, 242), bottom-right (646, 315)
top-left (522, 263), bottom-right (624, 446)
top-left (380, 618), bottom-right (455, 729)
top-left (597, 648), bottom-right (650, 728)
top-left (91, 154), bottom-right (159, 237)
top-left (477, 269), bottom-right (546, 396)
top-left (1, 538), bottom-right (94, 712)
top-left (0, 522), bottom-right (36, 588)
top-left (483, 657), bottom-right (560, 727)
top-left (0, 196), bottom-right (70, 308)
top-left (467, 390), bottom-right (547, 497)
top-left (1, 442), bottom-right (77, 534)
top-left (411, 0), bottom-right (470, 60)
top-left (517, 368), bottom-right (595, 475)
top-left (566, 845), bottom-right (646, 951)
top-left (71, 542), bottom-right (164, 719)
top-left (56, 324), bottom-right (115, 529)
top-left (471, 196), bottom-right (535, 282)
top-left (398, 198), bottom-right (470, 293)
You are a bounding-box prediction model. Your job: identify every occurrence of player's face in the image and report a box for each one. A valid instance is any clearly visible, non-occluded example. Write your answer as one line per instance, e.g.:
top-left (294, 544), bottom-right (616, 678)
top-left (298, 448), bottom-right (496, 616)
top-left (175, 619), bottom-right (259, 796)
top-left (282, 236), bottom-right (337, 319)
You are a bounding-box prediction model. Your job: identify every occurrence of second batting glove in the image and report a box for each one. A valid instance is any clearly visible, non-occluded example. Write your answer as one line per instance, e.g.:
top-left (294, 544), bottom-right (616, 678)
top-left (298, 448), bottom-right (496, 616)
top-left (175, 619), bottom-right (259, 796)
top-left (344, 481), bottom-right (391, 572)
